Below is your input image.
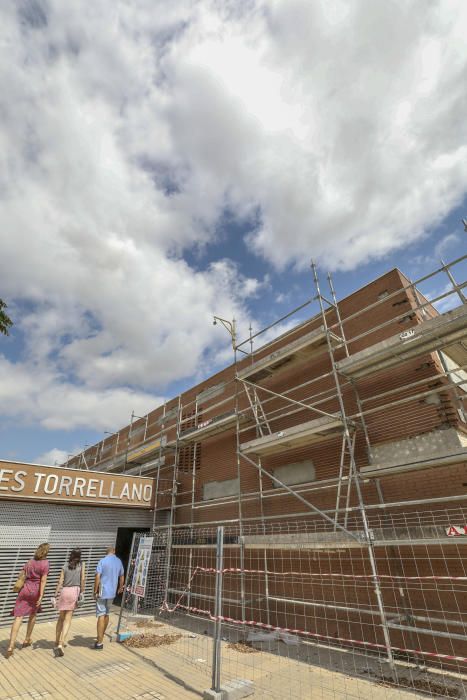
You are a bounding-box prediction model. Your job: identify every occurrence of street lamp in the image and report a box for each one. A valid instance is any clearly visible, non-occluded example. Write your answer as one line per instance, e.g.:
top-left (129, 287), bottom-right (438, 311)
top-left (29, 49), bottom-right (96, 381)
top-left (213, 316), bottom-right (237, 349)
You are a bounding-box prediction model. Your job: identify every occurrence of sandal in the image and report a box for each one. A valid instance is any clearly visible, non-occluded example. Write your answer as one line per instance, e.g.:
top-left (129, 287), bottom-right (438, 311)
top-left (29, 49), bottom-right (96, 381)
top-left (22, 640), bottom-right (32, 648)
top-left (6, 647), bottom-right (14, 657)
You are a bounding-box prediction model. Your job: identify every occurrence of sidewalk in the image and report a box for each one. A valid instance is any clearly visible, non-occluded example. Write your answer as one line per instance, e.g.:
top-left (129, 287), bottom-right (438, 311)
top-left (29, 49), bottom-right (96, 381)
top-left (0, 613), bottom-right (204, 700)
top-left (0, 613), bottom-right (437, 699)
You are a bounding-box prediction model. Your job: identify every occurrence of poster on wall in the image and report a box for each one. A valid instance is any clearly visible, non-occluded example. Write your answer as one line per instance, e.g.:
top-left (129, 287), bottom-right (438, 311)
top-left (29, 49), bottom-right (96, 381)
top-left (131, 536), bottom-right (154, 597)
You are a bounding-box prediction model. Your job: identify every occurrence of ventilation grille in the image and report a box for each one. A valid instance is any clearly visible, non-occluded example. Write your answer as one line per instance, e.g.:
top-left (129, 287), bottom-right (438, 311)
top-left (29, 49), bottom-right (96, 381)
top-left (178, 444), bottom-right (201, 473)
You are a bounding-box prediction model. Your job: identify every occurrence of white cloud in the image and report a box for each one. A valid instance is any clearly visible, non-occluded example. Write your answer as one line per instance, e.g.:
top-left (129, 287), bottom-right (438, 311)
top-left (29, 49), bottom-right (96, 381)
top-left (1, 0), bottom-right (466, 434)
top-left (154, 0), bottom-right (467, 271)
top-left (34, 447), bottom-right (70, 466)
top-left (429, 282), bottom-right (461, 314)
top-left (434, 233), bottom-right (461, 259)
top-left (0, 355), bottom-right (162, 430)
top-left (411, 232), bottom-right (462, 268)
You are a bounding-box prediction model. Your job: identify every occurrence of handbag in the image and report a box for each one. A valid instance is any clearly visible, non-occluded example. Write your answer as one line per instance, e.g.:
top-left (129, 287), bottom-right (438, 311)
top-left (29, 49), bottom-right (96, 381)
top-left (13, 567), bottom-right (26, 594)
top-left (76, 592), bottom-right (84, 608)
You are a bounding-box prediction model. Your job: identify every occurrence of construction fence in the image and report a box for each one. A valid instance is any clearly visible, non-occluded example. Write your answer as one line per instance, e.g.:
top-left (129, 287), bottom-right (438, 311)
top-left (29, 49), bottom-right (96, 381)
top-left (117, 509), bottom-right (467, 700)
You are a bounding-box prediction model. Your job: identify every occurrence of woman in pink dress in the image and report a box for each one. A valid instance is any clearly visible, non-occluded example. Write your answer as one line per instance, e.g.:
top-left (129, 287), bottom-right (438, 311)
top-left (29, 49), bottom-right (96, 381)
top-left (7, 542), bottom-right (50, 656)
top-left (53, 547), bottom-right (85, 656)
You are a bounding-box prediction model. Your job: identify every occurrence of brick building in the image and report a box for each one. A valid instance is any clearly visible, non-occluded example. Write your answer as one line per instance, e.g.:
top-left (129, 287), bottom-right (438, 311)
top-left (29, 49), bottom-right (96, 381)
top-left (68, 261), bottom-right (467, 675)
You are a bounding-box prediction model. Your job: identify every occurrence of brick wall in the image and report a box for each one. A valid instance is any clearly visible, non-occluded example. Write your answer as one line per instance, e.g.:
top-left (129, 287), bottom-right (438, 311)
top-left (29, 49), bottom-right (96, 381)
top-left (76, 266), bottom-right (467, 668)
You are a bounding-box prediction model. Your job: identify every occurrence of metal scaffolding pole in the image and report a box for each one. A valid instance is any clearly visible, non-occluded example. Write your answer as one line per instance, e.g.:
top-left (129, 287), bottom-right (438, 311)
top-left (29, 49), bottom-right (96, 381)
top-left (312, 260), bottom-right (396, 673)
top-left (211, 526), bottom-right (224, 693)
top-left (162, 395), bottom-right (182, 608)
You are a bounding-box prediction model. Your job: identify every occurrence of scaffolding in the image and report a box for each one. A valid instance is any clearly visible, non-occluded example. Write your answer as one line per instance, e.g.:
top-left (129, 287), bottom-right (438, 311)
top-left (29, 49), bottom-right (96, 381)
top-left (77, 252), bottom-right (467, 697)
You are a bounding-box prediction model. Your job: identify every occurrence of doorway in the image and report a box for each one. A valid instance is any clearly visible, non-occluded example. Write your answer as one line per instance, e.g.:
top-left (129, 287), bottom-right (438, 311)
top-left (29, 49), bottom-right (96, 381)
top-left (114, 526), bottom-right (150, 605)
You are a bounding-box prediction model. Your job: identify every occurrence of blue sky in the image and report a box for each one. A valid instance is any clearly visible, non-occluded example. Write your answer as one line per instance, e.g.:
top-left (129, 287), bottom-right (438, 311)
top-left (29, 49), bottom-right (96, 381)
top-left (0, 0), bottom-right (466, 465)
top-left (2, 201), bottom-right (465, 465)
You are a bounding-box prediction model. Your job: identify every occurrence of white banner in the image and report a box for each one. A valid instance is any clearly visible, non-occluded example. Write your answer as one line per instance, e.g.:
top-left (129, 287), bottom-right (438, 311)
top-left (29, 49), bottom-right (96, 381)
top-left (131, 536), bottom-right (154, 597)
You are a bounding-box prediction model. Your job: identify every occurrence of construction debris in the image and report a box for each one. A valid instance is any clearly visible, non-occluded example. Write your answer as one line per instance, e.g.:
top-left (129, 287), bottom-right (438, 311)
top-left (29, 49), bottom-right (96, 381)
top-left (377, 674), bottom-right (460, 698)
top-left (135, 620), bottom-right (163, 629)
top-left (123, 633), bottom-right (182, 649)
top-left (227, 641), bottom-right (259, 654)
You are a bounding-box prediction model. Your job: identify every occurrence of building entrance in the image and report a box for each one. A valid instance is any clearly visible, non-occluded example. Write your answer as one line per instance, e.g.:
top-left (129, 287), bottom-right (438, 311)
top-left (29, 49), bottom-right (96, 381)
top-left (114, 526), bottom-right (150, 605)
top-left (0, 460), bottom-right (155, 626)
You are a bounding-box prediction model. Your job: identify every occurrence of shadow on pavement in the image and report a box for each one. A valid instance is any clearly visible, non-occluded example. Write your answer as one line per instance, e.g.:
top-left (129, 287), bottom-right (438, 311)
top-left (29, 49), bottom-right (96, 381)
top-left (67, 634), bottom-right (98, 648)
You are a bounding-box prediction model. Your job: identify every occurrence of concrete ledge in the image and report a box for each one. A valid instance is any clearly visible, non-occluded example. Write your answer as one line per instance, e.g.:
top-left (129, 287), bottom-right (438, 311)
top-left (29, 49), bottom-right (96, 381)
top-left (367, 427), bottom-right (467, 471)
top-left (203, 679), bottom-right (254, 700)
top-left (361, 449), bottom-right (467, 478)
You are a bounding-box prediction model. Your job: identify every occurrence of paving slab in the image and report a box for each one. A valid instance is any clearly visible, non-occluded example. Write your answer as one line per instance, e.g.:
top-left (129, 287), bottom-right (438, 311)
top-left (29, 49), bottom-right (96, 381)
top-left (0, 614), bottom-right (200, 700)
top-left (0, 613), bottom-right (443, 699)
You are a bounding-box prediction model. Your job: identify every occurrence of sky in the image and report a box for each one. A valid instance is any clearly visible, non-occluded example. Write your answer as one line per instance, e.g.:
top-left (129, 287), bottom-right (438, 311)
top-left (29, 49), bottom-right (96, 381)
top-left (0, 0), bottom-right (466, 466)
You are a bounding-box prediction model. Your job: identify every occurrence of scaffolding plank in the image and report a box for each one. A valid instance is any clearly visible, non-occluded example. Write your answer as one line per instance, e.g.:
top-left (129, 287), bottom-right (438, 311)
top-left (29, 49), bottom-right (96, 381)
top-left (240, 415), bottom-right (346, 456)
top-left (96, 454), bottom-right (126, 473)
top-left (127, 436), bottom-right (167, 464)
top-left (179, 410), bottom-right (247, 443)
top-left (242, 527), bottom-right (467, 550)
top-left (242, 531), bottom-right (362, 549)
top-left (124, 456), bottom-right (165, 476)
top-left (172, 536), bottom-right (467, 551)
top-left (237, 326), bottom-right (342, 384)
top-left (444, 339), bottom-right (467, 367)
top-left (337, 304), bottom-right (467, 379)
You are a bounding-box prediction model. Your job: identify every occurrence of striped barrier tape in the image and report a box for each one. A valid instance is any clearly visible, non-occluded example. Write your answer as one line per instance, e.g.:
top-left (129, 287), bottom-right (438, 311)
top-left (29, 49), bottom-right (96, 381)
top-left (161, 599), bottom-right (467, 664)
top-left (193, 566), bottom-right (467, 582)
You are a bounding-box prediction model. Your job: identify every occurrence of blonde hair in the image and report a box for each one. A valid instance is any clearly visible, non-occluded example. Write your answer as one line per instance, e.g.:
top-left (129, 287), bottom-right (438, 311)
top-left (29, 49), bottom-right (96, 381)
top-left (34, 543), bottom-right (49, 560)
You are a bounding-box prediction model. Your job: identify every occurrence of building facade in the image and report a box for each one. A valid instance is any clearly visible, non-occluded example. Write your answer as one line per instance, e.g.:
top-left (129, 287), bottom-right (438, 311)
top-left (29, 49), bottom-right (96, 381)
top-left (66, 262), bottom-right (467, 672)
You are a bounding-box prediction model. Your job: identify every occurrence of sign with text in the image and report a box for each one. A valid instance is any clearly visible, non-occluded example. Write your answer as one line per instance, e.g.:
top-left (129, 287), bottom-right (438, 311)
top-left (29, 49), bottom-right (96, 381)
top-left (131, 536), bottom-right (154, 596)
top-left (0, 461), bottom-right (154, 509)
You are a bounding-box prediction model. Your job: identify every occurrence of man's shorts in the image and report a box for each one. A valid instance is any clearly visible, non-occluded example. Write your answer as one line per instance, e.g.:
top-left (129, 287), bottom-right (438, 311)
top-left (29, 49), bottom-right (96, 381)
top-left (96, 597), bottom-right (113, 617)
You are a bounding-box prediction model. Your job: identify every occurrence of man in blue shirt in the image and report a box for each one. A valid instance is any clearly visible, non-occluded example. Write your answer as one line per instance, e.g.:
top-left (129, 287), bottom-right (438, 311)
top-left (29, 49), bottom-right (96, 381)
top-left (93, 546), bottom-right (124, 650)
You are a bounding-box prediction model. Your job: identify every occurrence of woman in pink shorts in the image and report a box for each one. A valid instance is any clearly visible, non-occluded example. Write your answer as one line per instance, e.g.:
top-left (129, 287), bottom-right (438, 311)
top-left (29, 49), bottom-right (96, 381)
top-left (53, 548), bottom-right (86, 656)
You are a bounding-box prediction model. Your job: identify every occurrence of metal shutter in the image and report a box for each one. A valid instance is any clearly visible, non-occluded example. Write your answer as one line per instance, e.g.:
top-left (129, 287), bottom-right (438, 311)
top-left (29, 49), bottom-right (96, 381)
top-left (0, 500), bottom-right (152, 626)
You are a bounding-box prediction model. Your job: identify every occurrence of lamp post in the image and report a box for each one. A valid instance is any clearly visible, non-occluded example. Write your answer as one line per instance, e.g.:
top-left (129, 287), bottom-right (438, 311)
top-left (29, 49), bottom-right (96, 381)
top-left (212, 316), bottom-right (237, 349)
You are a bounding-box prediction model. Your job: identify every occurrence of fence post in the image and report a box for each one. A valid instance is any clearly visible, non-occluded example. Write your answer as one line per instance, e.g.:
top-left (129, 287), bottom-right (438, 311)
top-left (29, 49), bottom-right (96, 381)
top-left (116, 532), bottom-right (137, 641)
top-left (211, 526), bottom-right (224, 693)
